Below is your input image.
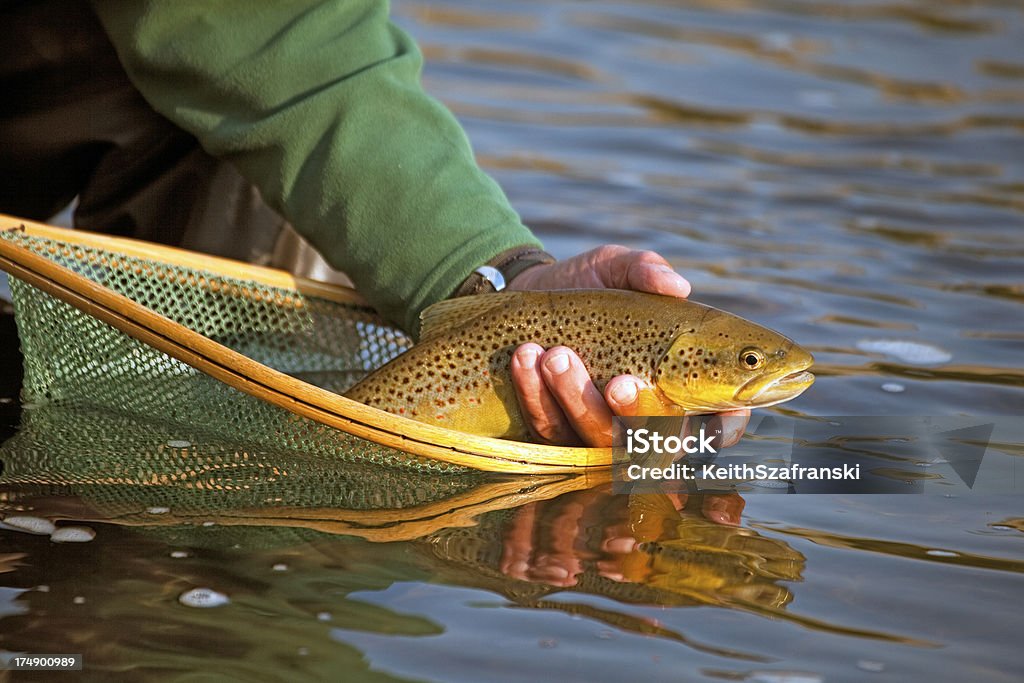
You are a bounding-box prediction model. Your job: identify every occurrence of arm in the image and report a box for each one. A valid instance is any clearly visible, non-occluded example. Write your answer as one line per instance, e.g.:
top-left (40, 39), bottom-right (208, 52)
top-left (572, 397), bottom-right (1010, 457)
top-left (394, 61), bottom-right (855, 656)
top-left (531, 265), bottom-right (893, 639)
top-left (90, 0), bottom-right (540, 334)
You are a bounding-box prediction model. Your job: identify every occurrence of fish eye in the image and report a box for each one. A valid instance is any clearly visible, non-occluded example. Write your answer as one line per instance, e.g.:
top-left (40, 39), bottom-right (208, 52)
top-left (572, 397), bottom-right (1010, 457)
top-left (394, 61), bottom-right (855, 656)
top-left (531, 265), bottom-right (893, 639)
top-left (740, 348), bottom-right (765, 370)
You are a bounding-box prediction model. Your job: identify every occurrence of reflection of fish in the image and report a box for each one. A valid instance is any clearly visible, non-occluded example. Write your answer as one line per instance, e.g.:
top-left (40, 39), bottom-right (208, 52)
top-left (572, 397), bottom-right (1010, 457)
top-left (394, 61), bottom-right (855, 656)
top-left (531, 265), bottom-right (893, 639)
top-left (346, 290), bottom-right (814, 440)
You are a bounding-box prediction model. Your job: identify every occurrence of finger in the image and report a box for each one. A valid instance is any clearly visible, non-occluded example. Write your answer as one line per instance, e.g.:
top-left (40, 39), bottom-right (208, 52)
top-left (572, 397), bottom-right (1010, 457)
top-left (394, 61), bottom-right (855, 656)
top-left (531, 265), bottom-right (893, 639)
top-left (606, 376), bottom-right (690, 419)
top-left (540, 347), bottom-right (615, 447)
top-left (596, 247), bottom-right (691, 298)
top-left (511, 343), bottom-right (580, 445)
top-left (717, 409), bottom-right (750, 448)
top-left (626, 261), bottom-right (691, 298)
top-left (701, 492), bottom-right (746, 526)
top-left (528, 498), bottom-right (586, 586)
top-left (604, 376), bottom-right (642, 416)
top-left (500, 503), bottom-right (538, 580)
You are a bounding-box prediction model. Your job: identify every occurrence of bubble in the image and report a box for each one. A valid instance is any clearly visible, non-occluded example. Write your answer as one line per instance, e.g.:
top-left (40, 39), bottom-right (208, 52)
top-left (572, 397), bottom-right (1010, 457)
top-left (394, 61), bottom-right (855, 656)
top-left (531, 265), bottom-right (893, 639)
top-left (35, 585), bottom-right (50, 593)
top-left (606, 172), bottom-right (644, 189)
top-left (146, 506), bottom-right (171, 515)
top-left (926, 549), bottom-right (959, 558)
top-left (761, 31), bottom-right (793, 51)
top-left (317, 612), bottom-right (332, 622)
top-left (856, 339), bottom-right (952, 365)
top-left (170, 551), bottom-right (190, 559)
top-left (1, 515), bottom-right (56, 535)
top-left (749, 672), bottom-right (823, 683)
top-left (73, 596), bottom-right (86, 605)
top-left (179, 587), bottom-right (230, 608)
top-left (272, 563), bottom-right (288, 572)
top-left (857, 660), bottom-right (886, 673)
top-left (50, 526), bottom-right (96, 543)
top-left (798, 90), bottom-right (836, 108)
top-left (881, 383), bottom-right (905, 393)
top-left (202, 521), bottom-right (216, 527)
top-left (167, 440), bottom-right (191, 448)
top-left (750, 479), bottom-right (791, 489)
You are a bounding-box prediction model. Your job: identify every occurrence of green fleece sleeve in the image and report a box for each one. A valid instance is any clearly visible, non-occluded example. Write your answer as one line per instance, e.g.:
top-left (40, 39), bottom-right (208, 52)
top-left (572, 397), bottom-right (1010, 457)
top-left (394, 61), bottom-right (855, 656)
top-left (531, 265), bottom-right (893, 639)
top-left (90, 0), bottom-right (541, 335)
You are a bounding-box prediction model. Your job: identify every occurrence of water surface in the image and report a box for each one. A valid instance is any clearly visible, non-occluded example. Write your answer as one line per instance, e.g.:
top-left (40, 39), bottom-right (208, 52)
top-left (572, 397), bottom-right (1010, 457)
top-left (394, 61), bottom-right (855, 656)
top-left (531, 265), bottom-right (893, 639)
top-left (2, 0), bottom-right (1023, 681)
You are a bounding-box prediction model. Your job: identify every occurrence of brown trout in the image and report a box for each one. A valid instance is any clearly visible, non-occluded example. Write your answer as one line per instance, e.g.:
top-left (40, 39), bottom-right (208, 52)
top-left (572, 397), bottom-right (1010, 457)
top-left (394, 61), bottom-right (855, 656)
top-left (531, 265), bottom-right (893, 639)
top-left (345, 290), bottom-right (814, 440)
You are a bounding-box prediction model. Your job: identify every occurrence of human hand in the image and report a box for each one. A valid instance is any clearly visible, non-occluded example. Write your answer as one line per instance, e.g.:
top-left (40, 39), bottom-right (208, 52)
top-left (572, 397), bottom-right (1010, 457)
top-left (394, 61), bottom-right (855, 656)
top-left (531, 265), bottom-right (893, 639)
top-left (499, 489), bottom-right (746, 587)
top-left (506, 245), bottom-right (749, 446)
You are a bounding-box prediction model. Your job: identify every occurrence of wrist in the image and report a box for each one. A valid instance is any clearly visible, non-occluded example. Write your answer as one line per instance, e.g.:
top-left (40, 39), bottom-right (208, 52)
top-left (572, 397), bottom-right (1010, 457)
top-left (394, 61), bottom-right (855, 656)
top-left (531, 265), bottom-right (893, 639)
top-left (452, 247), bottom-right (556, 297)
top-left (505, 261), bottom-right (552, 291)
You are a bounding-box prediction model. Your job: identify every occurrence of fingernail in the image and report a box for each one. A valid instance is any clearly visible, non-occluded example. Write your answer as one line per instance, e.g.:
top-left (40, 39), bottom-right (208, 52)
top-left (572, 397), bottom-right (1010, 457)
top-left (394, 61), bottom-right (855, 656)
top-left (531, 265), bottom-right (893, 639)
top-left (610, 380), bottom-right (638, 405)
top-left (706, 511), bottom-right (729, 525)
top-left (535, 563), bottom-right (570, 581)
top-left (545, 351), bottom-right (570, 375)
top-left (658, 266), bottom-right (691, 295)
top-left (721, 416), bottom-right (745, 446)
top-left (603, 537), bottom-right (637, 554)
top-left (517, 347), bottom-right (538, 370)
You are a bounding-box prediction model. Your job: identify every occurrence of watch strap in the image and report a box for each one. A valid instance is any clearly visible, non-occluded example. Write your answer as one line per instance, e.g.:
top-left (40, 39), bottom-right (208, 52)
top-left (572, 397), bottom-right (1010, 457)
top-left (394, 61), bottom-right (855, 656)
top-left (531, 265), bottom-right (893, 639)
top-left (452, 247), bottom-right (556, 297)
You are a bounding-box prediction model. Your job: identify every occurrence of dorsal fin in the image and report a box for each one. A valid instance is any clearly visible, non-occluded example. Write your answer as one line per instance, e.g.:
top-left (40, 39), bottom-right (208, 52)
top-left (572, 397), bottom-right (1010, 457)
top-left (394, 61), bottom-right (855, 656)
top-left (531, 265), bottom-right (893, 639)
top-left (418, 294), bottom-right (509, 341)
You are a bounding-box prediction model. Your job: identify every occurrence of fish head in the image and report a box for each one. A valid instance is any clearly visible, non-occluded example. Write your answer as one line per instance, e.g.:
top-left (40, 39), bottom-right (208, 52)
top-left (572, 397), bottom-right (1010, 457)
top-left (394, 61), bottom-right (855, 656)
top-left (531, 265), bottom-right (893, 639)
top-left (655, 308), bottom-right (814, 412)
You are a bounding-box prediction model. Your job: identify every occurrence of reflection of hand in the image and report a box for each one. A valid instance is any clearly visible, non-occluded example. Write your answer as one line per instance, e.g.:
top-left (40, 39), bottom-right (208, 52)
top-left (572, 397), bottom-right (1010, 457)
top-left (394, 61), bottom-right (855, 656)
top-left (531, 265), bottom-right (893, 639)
top-left (498, 488), bottom-right (745, 588)
top-left (506, 245), bottom-right (749, 446)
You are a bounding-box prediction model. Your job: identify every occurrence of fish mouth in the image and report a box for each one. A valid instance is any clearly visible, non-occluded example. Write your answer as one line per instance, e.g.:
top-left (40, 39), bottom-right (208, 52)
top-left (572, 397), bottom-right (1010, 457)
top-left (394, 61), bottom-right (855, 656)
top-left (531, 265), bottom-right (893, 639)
top-left (734, 368), bottom-right (815, 407)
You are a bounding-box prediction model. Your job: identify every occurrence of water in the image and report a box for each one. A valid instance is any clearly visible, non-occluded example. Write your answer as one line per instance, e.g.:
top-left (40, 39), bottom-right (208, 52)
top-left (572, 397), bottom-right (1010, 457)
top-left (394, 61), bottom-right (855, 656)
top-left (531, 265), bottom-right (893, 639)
top-left (2, 0), bottom-right (1023, 680)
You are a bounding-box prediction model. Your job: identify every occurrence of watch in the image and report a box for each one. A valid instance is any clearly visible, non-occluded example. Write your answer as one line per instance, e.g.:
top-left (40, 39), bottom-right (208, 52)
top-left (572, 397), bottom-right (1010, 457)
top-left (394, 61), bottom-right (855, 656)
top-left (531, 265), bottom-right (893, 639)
top-left (452, 247), bottom-right (556, 297)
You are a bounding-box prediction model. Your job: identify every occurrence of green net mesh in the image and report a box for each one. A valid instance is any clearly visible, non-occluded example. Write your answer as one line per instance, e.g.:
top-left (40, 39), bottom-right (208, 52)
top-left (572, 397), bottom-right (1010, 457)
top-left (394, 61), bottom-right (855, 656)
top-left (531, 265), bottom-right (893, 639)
top-left (0, 404), bottom-right (487, 511)
top-left (1, 230), bottom-right (470, 473)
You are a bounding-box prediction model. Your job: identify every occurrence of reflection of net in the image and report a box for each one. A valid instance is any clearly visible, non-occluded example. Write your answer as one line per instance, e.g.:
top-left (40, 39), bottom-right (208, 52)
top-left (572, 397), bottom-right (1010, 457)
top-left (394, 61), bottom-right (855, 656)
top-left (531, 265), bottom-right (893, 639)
top-left (0, 405), bottom-right (487, 514)
top-left (0, 404), bottom-right (801, 616)
top-left (3, 230), bottom-right (469, 473)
